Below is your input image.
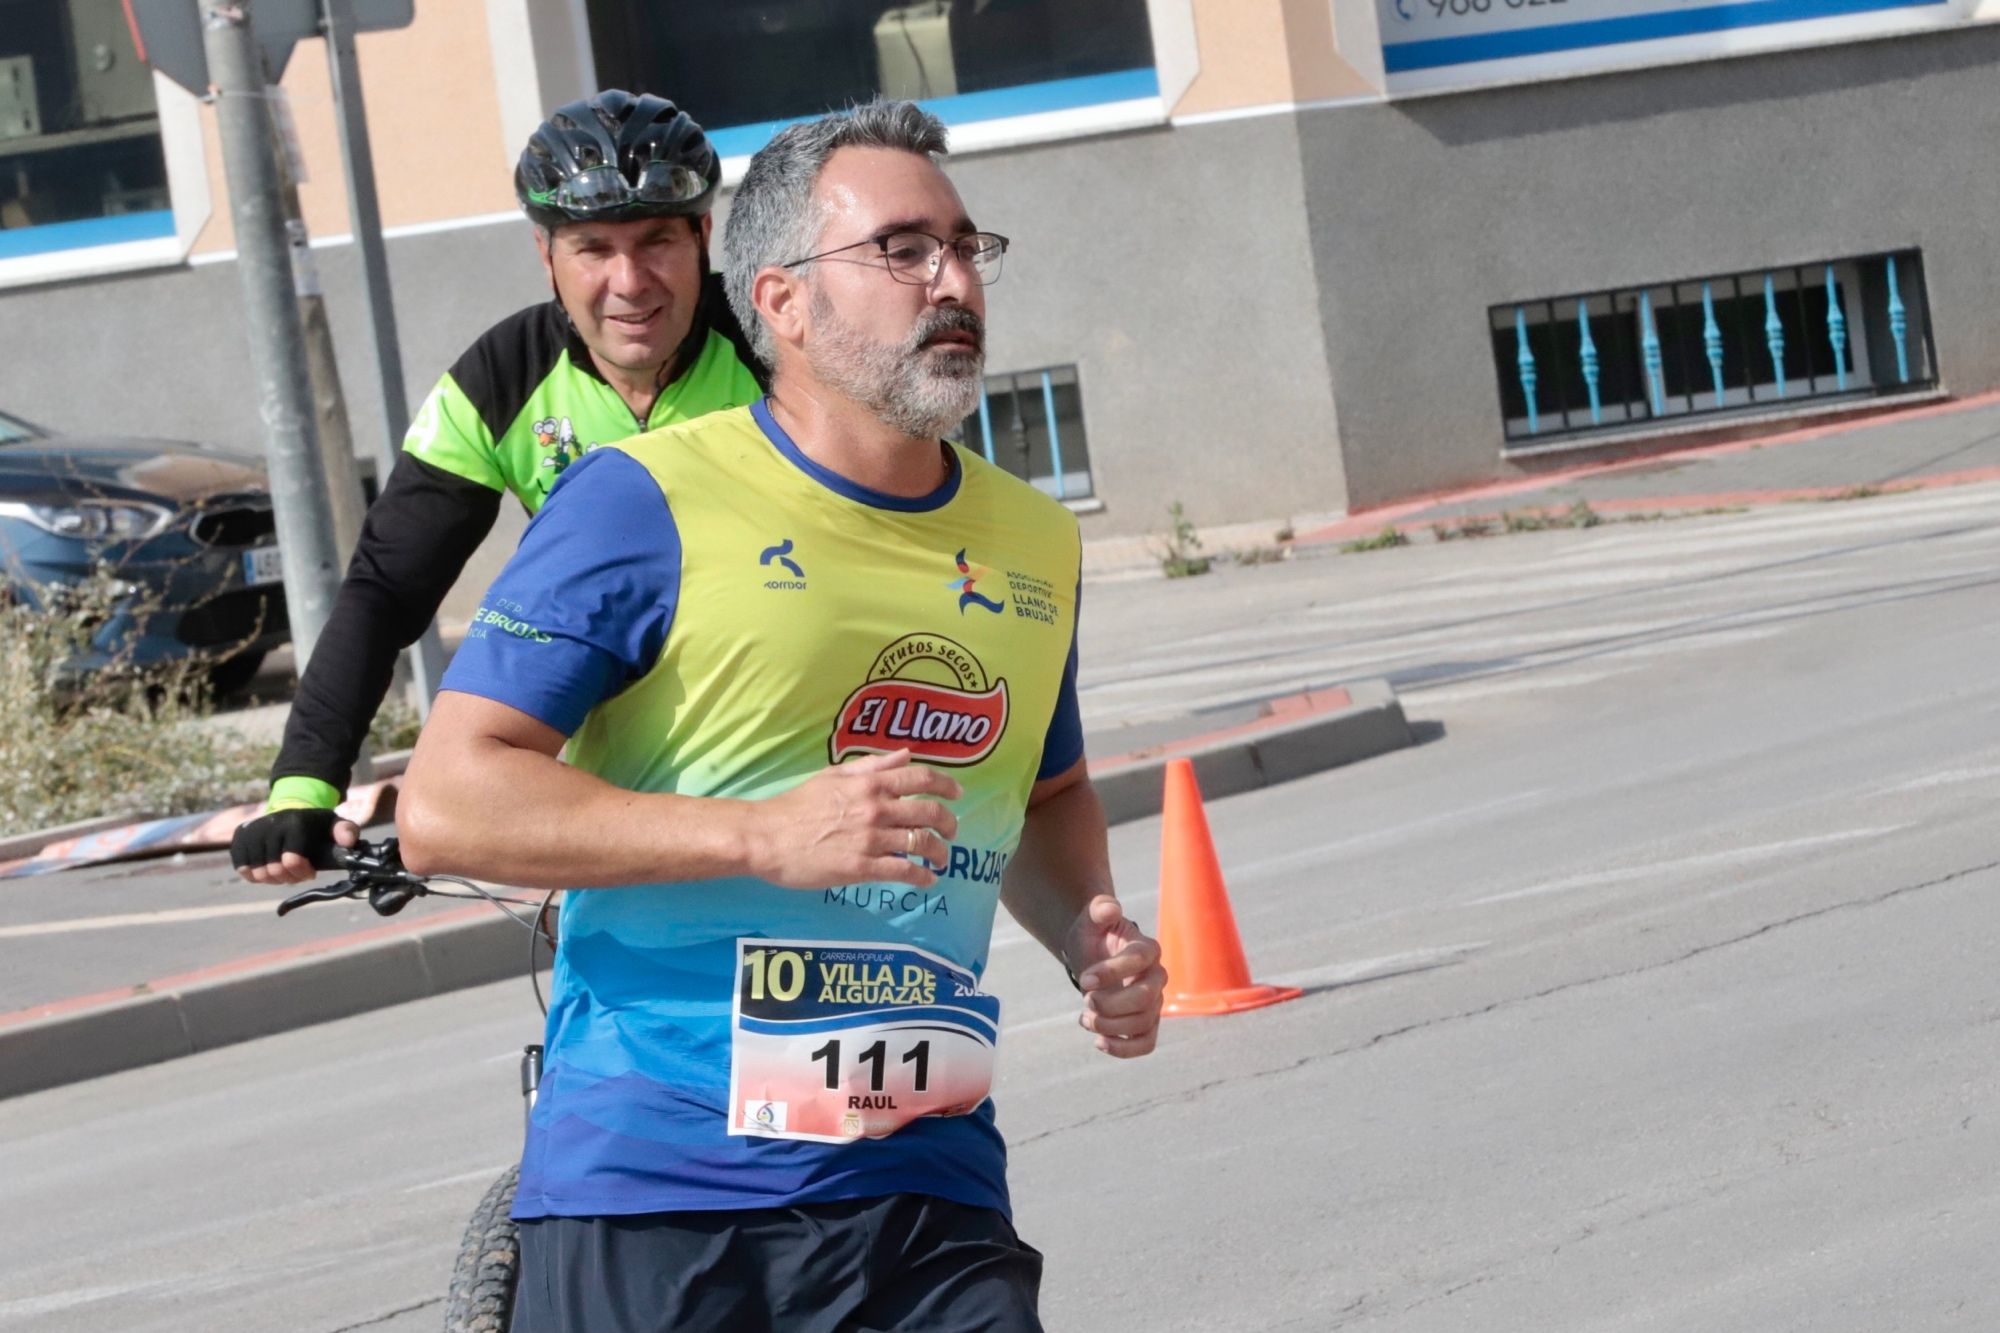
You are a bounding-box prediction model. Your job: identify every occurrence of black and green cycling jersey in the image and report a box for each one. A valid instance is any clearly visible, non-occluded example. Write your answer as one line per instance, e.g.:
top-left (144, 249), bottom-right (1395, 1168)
top-left (267, 281), bottom-right (763, 812)
top-left (403, 300), bottom-right (763, 513)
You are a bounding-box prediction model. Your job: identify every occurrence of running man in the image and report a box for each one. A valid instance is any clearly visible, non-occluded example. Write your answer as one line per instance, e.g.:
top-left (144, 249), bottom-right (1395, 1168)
top-left (233, 90), bottom-right (762, 884)
top-left (397, 100), bottom-right (1166, 1331)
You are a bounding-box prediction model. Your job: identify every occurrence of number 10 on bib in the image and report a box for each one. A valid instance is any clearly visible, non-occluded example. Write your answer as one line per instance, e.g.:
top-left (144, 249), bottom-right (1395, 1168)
top-left (728, 938), bottom-right (1002, 1143)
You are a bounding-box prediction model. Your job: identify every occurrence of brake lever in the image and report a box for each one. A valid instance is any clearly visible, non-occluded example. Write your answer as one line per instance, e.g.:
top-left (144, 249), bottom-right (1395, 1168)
top-left (367, 883), bottom-right (419, 916)
top-left (276, 878), bottom-right (362, 917)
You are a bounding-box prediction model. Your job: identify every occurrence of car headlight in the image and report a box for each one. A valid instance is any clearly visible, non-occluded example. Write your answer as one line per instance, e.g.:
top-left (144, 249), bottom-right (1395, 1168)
top-left (0, 499), bottom-right (174, 541)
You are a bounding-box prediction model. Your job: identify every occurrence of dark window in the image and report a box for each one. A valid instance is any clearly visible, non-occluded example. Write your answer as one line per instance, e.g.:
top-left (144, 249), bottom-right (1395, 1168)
top-left (0, 0), bottom-right (171, 256)
top-left (584, 1), bottom-right (1156, 154)
top-left (957, 364), bottom-right (1093, 501)
top-left (1489, 251), bottom-right (1937, 449)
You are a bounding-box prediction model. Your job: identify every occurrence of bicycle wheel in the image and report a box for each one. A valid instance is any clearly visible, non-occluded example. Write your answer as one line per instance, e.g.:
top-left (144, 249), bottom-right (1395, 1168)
top-left (443, 1163), bottom-right (520, 1333)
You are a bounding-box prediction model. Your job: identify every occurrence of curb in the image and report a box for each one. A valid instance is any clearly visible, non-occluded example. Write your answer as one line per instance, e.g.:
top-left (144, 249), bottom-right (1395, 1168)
top-left (1089, 680), bottom-right (1413, 824)
top-left (0, 903), bottom-right (529, 1101)
top-left (0, 686), bottom-right (1411, 1101)
top-left (0, 811), bottom-right (166, 864)
top-left (1291, 393), bottom-right (2000, 549)
top-left (0, 759), bottom-right (412, 879)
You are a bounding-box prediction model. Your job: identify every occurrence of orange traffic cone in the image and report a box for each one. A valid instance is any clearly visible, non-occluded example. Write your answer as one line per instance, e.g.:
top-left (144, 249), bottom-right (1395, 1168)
top-left (1156, 758), bottom-right (1303, 1017)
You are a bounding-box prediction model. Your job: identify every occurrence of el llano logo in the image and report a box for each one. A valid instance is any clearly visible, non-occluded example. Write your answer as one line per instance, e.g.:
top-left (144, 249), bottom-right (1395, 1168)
top-left (828, 633), bottom-right (1009, 767)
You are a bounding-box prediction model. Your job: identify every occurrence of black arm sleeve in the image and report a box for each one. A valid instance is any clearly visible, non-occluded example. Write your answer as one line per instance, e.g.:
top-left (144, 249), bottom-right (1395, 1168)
top-left (268, 452), bottom-right (504, 792)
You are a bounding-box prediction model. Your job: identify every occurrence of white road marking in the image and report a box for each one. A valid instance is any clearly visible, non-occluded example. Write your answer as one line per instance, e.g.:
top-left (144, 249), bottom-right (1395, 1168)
top-left (1867, 762), bottom-right (2000, 795)
top-left (0, 901), bottom-right (279, 940)
top-left (1230, 790), bottom-right (1557, 881)
top-left (1266, 941), bottom-right (1488, 989)
top-left (1463, 827), bottom-right (1909, 907)
top-left (0, 1283), bottom-right (158, 1323)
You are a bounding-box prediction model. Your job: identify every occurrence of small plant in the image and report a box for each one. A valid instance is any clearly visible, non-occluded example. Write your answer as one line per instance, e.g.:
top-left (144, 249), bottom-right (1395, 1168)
top-left (1158, 501), bottom-right (1212, 578)
top-left (368, 694), bottom-right (424, 754)
top-left (1565, 500), bottom-right (1603, 529)
top-left (1817, 484), bottom-right (1895, 502)
top-left (1230, 544), bottom-right (1291, 567)
top-left (1434, 516), bottom-right (1497, 540)
top-left (1501, 510), bottom-right (1549, 533)
top-left (1341, 526), bottom-right (1410, 553)
top-left (0, 567), bottom-right (269, 837)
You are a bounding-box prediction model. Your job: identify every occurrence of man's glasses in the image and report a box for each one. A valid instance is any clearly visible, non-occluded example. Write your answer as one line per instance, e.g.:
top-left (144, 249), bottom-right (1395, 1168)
top-left (784, 230), bottom-right (1010, 286)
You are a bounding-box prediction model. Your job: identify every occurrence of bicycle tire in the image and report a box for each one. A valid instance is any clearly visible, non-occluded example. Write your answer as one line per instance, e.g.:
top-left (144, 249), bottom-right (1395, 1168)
top-left (443, 1163), bottom-right (520, 1333)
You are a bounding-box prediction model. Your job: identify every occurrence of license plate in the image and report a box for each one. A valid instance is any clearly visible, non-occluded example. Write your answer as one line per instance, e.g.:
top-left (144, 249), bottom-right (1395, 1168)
top-left (243, 545), bottom-right (283, 586)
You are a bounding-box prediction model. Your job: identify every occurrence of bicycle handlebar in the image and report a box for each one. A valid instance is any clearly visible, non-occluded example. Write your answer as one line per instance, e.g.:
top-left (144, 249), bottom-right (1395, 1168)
top-left (275, 837), bottom-right (426, 918)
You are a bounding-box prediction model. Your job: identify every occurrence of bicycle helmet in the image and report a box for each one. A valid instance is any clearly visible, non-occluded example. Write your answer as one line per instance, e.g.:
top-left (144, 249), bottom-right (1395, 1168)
top-left (515, 90), bottom-right (720, 229)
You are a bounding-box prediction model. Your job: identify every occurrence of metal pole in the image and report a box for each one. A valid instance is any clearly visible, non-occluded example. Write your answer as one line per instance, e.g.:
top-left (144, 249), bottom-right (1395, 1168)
top-left (203, 0), bottom-right (341, 668)
top-left (321, 0), bottom-right (447, 716)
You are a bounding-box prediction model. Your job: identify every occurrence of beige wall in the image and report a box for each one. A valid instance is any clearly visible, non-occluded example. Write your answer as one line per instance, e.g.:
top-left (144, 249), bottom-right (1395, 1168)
top-left (190, 0), bottom-right (515, 256)
top-left (1281, 0), bottom-right (1377, 101)
top-left (1171, 0), bottom-right (1376, 117)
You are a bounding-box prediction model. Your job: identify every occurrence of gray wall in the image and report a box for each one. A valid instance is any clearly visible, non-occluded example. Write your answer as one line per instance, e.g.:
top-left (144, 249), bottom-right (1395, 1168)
top-left (1, 219), bottom-right (551, 458)
top-left (1299, 27), bottom-right (2000, 510)
top-left (948, 114), bottom-right (1349, 538)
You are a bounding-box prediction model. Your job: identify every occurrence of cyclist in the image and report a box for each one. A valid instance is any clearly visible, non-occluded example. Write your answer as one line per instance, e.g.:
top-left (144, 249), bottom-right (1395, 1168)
top-left (397, 100), bottom-right (1167, 1331)
top-left (233, 90), bottom-right (763, 886)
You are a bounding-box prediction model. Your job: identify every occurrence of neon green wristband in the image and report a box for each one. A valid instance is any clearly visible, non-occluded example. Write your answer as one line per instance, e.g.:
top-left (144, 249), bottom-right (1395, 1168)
top-left (267, 776), bottom-right (342, 814)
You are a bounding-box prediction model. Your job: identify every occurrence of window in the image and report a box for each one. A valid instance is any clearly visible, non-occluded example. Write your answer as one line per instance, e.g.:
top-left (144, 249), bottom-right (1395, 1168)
top-left (0, 408), bottom-right (45, 443)
top-left (583, 0), bottom-right (1158, 159)
top-left (1489, 250), bottom-right (1937, 450)
top-left (0, 0), bottom-right (172, 261)
top-left (958, 364), bottom-right (1094, 502)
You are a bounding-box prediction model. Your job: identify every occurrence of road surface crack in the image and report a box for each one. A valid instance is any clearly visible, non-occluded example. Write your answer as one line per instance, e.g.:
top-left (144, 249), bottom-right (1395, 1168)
top-left (1015, 857), bottom-right (2000, 1148)
top-left (322, 1296), bottom-right (443, 1332)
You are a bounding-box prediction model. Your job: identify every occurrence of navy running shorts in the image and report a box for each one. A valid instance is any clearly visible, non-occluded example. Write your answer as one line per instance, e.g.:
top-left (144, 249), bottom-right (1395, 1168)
top-left (510, 1193), bottom-right (1044, 1333)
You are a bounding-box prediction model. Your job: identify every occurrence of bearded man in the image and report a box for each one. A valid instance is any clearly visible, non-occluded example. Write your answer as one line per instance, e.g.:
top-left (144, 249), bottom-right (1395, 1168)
top-left (398, 99), bottom-right (1165, 1333)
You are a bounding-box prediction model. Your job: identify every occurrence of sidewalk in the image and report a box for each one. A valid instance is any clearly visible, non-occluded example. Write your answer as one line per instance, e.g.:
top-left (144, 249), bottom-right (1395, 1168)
top-left (1082, 391), bottom-right (2000, 574)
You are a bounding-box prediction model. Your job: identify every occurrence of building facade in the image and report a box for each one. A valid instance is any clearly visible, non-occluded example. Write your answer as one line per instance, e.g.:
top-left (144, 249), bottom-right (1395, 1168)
top-left (2, 0), bottom-right (1994, 617)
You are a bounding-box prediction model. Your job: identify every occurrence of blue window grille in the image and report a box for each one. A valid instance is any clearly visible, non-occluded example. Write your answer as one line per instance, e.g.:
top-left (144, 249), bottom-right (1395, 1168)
top-left (1490, 250), bottom-right (1936, 450)
top-left (958, 365), bottom-right (1094, 501)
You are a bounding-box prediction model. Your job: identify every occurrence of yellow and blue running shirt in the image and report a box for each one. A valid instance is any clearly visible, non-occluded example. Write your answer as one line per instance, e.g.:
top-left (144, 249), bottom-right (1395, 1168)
top-left (441, 399), bottom-right (1083, 1221)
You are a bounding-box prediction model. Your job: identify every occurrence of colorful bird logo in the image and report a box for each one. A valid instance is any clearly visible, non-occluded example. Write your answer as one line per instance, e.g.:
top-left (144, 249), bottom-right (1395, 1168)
top-left (949, 548), bottom-right (1006, 614)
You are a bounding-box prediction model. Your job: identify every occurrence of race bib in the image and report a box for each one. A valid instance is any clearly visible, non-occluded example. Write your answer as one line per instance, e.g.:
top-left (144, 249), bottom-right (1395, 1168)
top-left (727, 938), bottom-right (1001, 1143)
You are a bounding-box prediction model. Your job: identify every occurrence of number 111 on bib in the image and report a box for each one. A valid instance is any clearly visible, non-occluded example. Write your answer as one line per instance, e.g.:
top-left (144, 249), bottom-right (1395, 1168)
top-left (727, 939), bottom-right (1003, 1143)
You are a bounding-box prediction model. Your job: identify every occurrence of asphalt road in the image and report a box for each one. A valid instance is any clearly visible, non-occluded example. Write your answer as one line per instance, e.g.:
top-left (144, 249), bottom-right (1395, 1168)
top-left (3, 483), bottom-right (1997, 1331)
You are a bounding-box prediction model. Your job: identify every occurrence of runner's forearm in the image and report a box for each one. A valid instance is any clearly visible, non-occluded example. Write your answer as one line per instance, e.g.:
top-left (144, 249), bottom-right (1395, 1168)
top-left (999, 764), bottom-right (1117, 969)
top-left (398, 692), bottom-right (762, 889)
top-left (269, 455), bottom-right (502, 798)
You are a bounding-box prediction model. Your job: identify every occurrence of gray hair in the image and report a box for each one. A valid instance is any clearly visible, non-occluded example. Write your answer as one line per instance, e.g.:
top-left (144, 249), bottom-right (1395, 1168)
top-left (722, 100), bottom-right (950, 368)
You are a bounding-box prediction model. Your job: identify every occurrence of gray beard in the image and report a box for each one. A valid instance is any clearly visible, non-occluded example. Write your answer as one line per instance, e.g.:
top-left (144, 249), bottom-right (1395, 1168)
top-left (807, 289), bottom-right (985, 439)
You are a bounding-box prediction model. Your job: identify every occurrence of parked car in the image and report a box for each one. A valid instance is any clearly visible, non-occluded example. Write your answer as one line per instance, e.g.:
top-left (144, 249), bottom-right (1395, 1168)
top-left (0, 408), bottom-right (288, 696)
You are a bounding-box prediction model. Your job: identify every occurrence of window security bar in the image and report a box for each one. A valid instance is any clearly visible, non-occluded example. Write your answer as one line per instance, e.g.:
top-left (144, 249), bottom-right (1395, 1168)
top-left (1490, 250), bottom-right (1935, 450)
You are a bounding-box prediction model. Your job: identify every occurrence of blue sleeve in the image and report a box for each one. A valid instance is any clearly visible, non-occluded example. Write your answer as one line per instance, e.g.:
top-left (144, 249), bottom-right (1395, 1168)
top-left (1035, 575), bottom-right (1083, 781)
top-left (439, 448), bottom-right (679, 735)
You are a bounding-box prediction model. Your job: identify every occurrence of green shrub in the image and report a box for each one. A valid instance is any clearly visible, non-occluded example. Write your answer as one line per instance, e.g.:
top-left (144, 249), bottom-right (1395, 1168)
top-left (1340, 527), bottom-right (1410, 553)
top-left (368, 693), bottom-right (424, 754)
top-left (0, 568), bottom-right (269, 837)
top-left (1158, 501), bottom-right (1212, 578)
